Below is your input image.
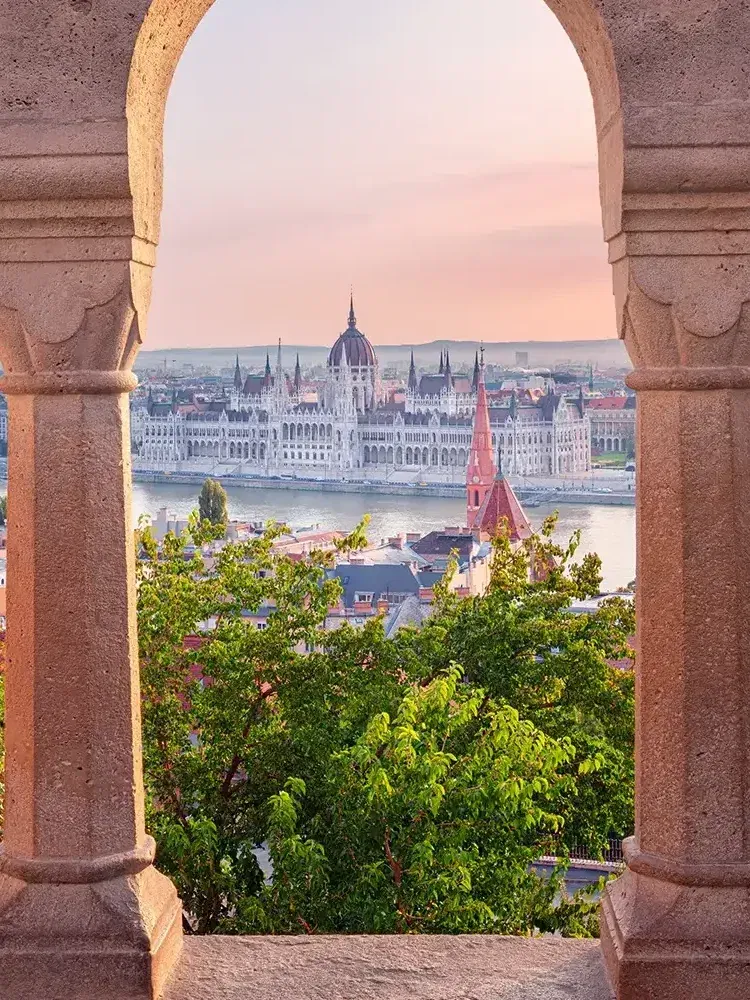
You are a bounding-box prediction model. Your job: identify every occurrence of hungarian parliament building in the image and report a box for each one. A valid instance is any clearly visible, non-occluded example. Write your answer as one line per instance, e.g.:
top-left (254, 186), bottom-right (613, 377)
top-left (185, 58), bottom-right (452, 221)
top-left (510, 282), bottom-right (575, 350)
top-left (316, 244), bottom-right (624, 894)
top-left (131, 301), bottom-right (591, 480)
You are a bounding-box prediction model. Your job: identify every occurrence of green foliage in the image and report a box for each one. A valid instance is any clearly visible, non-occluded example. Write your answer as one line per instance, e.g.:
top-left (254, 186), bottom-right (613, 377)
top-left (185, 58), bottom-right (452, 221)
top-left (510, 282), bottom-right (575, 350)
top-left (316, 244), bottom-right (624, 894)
top-left (238, 667), bottom-right (600, 936)
top-left (394, 517), bottom-right (636, 854)
top-left (137, 514), bottom-right (632, 935)
top-left (198, 478), bottom-right (228, 527)
top-left (0, 495), bottom-right (7, 528)
top-left (0, 513), bottom-right (630, 933)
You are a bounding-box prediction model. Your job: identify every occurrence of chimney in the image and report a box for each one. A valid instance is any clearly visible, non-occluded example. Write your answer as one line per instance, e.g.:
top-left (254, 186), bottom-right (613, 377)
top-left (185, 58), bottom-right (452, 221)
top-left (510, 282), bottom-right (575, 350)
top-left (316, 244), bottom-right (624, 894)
top-left (388, 535), bottom-right (404, 550)
top-left (419, 587), bottom-right (434, 602)
top-left (376, 599), bottom-right (390, 613)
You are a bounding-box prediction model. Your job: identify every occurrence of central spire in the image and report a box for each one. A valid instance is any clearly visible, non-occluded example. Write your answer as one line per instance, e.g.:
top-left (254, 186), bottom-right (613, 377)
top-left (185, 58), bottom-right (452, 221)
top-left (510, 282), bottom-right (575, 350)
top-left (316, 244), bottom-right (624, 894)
top-left (466, 352), bottom-right (497, 529)
top-left (348, 290), bottom-right (357, 329)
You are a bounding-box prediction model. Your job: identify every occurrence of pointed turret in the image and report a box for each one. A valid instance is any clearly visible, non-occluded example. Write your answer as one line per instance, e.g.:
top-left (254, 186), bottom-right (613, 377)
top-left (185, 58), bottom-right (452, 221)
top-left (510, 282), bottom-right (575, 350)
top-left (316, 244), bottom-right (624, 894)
top-left (444, 349), bottom-right (452, 388)
top-left (348, 291), bottom-right (357, 329)
top-left (472, 351), bottom-right (480, 392)
top-left (466, 349), bottom-right (497, 529)
top-left (408, 350), bottom-right (418, 392)
top-left (509, 388), bottom-right (518, 421)
top-left (588, 363), bottom-right (594, 392)
top-left (439, 351), bottom-right (444, 375)
top-left (473, 443), bottom-right (532, 543)
top-left (294, 353), bottom-right (302, 392)
top-left (233, 353), bottom-right (243, 392)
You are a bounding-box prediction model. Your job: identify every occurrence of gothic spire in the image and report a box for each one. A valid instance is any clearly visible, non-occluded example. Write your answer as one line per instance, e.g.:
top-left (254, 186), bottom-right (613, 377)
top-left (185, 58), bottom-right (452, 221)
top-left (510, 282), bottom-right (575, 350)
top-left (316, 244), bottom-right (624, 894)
top-left (439, 351), bottom-right (444, 375)
top-left (510, 387), bottom-right (518, 420)
top-left (444, 349), bottom-right (452, 387)
top-left (294, 353), bottom-right (302, 392)
top-left (265, 352), bottom-right (271, 377)
top-left (466, 352), bottom-right (497, 529)
top-left (472, 350), bottom-right (480, 391)
top-left (408, 350), bottom-right (418, 392)
top-left (348, 290), bottom-right (357, 329)
top-left (233, 353), bottom-right (243, 392)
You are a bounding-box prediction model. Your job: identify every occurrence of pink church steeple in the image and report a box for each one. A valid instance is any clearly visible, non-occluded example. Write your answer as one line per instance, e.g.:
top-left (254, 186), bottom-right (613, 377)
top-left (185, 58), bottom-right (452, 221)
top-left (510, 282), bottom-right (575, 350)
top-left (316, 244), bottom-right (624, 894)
top-left (466, 349), bottom-right (496, 528)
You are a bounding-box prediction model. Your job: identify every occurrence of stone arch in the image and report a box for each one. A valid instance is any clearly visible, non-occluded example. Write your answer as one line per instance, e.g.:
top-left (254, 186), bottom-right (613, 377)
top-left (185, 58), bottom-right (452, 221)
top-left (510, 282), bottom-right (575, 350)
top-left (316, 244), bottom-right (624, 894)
top-left (9, 5), bottom-right (746, 999)
top-left (395, 446), bottom-right (402, 465)
top-left (387, 446), bottom-right (393, 464)
top-left (405, 446), bottom-right (413, 465)
top-left (378, 446), bottom-right (386, 464)
top-left (363, 445), bottom-right (370, 464)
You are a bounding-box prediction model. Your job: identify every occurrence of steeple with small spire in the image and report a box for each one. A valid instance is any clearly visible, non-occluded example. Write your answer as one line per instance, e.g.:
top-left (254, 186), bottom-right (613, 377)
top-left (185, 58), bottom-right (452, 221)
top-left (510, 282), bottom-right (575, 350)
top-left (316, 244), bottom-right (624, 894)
top-left (408, 350), bottom-right (418, 392)
top-left (471, 438), bottom-right (532, 542)
top-left (472, 351), bottom-right (480, 392)
top-left (294, 353), bottom-right (302, 393)
top-left (348, 291), bottom-right (357, 330)
top-left (466, 348), bottom-right (497, 529)
top-left (233, 353), bottom-right (243, 392)
top-left (444, 349), bottom-right (452, 389)
top-left (439, 351), bottom-right (444, 376)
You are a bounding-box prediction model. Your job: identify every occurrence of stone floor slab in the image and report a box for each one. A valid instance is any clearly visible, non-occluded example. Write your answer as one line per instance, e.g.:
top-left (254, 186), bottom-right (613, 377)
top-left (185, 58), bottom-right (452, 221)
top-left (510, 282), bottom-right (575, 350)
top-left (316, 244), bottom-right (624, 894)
top-left (163, 935), bottom-right (612, 1000)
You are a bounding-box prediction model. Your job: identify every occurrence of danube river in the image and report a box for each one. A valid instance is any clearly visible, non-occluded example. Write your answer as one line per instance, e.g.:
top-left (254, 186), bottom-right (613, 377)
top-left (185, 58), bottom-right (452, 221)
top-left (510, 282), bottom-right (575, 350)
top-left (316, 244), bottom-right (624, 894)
top-left (132, 481), bottom-right (636, 592)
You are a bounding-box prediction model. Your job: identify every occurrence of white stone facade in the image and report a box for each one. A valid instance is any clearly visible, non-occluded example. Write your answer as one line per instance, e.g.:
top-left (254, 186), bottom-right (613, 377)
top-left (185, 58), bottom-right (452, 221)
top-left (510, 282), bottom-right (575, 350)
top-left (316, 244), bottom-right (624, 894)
top-left (131, 310), bottom-right (591, 479)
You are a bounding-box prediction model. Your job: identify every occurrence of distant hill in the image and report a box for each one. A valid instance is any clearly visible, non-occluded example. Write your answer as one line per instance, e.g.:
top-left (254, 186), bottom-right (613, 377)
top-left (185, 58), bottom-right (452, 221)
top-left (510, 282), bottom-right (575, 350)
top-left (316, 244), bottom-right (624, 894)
top-left (135, 339), bottom-right (629, 373)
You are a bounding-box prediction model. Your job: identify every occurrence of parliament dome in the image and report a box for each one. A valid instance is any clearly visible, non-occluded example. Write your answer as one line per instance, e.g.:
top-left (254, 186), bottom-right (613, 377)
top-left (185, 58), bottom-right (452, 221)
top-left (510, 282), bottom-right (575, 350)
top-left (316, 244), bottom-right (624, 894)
top-left (328, 296), bottom-right (377, 368)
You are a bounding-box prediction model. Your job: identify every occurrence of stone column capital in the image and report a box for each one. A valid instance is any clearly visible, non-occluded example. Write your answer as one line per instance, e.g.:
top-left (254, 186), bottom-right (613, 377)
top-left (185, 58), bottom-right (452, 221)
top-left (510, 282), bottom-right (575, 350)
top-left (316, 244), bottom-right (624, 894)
top-left (0, 258), bottom-right (150, 382)
top-left (608, 247), bottom-right (750, 372)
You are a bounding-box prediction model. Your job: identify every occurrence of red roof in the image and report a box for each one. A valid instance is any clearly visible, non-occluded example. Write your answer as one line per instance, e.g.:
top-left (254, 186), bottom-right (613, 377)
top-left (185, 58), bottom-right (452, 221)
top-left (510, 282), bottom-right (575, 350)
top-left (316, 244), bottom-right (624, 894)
top-left (475, 476), bottom-right (532, 542)
top-left (587, 396), bottom-right (628, 410)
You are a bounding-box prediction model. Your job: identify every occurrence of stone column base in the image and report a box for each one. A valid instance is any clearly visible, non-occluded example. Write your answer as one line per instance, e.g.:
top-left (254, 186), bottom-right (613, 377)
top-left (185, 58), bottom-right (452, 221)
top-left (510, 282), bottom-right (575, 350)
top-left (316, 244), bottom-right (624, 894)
top-left (0, 865), bottom-right (182, 1000)
top-left (601, 869), bottom-right (750, 1000)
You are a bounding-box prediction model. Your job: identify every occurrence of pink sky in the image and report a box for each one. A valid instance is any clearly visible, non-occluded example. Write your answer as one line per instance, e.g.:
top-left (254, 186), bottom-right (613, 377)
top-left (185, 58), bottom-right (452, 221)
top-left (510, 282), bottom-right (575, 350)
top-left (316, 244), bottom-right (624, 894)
top-left (149, 0), bottom-right (615, 350)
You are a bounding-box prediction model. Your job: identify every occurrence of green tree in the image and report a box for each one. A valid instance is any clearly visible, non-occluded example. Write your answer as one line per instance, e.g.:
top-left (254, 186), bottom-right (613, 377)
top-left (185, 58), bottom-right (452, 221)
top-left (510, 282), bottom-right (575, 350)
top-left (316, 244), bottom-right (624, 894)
top-left (239, 668), bottom-right (598, 936)
top-left (198, 478), bottom-right (228, 527)
top-left (393, 517), bottom-right (635, 854)
top-left (0, 495), bottom-right (7, 528)
top-left (136, 515), bottom-right (630, 935)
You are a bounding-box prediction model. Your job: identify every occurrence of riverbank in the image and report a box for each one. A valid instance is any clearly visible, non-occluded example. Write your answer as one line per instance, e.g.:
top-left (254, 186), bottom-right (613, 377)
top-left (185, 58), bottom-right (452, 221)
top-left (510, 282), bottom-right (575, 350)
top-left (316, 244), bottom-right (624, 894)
top-left (131, 470), bottom-right (635, 507)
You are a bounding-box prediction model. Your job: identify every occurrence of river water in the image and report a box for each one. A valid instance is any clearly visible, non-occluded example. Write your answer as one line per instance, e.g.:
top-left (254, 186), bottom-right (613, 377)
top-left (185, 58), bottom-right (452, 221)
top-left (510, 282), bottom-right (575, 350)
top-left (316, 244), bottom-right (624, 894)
top-left (132, 481), bottom-right (636, 592)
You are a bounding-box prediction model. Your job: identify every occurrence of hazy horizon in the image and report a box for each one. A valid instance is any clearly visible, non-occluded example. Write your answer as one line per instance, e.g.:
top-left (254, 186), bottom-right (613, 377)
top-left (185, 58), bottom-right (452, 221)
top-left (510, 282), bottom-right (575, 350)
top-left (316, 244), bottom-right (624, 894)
top-left (149, 1), bottom-right (615, 351)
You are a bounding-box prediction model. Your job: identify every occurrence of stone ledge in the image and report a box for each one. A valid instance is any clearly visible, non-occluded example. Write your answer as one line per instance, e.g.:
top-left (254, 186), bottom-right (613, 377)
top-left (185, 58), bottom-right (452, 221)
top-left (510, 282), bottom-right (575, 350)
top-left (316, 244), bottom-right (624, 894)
top-left (163, 935), bottom-right (612, 1000)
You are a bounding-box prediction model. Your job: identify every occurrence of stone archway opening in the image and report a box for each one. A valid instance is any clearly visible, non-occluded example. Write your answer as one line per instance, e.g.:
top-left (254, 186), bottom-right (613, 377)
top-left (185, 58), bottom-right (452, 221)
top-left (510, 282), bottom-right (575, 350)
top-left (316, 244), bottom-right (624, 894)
top-left (1, 4), bottom-right (748, 1000)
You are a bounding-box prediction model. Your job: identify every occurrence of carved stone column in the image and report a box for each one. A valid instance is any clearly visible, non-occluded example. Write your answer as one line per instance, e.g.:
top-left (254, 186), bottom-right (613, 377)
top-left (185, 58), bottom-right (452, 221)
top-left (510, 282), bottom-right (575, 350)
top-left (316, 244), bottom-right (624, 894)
top-left (0, 258), bottom-right (182, 995)
top-left (600, 221), bottom-right (750, 998)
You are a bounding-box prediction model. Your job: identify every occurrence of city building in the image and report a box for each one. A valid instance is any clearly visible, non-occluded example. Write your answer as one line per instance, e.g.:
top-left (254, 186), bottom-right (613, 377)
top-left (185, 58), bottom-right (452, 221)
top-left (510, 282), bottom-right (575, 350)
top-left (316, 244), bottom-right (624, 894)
top-left (586, 395), bottom-right (636, 454)
top-left (131, 300), bottom-right (591, 480)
